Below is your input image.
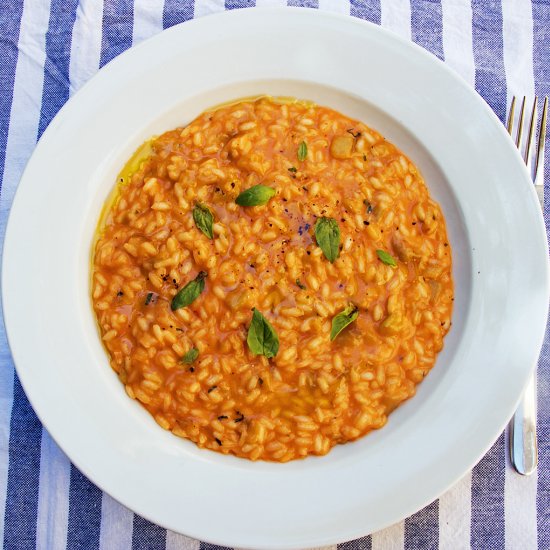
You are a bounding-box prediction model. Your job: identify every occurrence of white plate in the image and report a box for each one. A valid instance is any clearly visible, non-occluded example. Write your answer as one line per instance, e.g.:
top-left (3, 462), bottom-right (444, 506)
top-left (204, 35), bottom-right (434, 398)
top-left (3, 8), bottom-right (548, 549)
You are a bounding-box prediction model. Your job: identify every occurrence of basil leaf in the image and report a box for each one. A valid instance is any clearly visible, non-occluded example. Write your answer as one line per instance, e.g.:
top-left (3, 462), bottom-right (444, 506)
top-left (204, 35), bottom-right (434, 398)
top-left (182, 347), bottom-right (199, 364)
top-left (144, 292), bottom-right (153, 306)
top-left (296, 278), bottom-right (306, 290)
top-left (288, 166), bottom-right (297, 173)
top-left (235, 184), bottom-right (276, 207)
top-left (247, 308), bottom-right (279, 359)
top-left (193, 203), bottom-right (214, 239)
top-left (297, 141), bottom-right (308, 161)
top-left (314, 217), bottom-right (340, 263)
top-left (171, 271), bottom-right (207, 310)
top-left (376, 249), bottom-right (397, 267)
top-left (330, 304), bottom-right (359, 341)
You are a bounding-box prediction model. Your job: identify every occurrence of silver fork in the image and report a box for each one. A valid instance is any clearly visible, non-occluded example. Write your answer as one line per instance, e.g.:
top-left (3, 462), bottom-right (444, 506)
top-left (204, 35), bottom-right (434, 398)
top-left (506, 96), bottom-right (548, 476)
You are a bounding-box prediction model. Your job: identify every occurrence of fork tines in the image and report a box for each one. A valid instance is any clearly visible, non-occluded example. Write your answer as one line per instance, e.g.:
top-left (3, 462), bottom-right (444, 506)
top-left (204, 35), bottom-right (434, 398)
top-left (507, 96), bottom-right (548, 185)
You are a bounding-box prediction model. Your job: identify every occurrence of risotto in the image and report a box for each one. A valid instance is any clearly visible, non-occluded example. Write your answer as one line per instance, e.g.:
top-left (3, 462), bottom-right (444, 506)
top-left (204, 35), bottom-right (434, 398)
top-left (92, 97), bottom-right (453, 462)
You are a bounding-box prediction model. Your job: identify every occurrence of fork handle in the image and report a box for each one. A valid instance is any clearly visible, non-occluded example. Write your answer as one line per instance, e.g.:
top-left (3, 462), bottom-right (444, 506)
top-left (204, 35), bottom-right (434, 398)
top-left (510, 373), bottom-right (538, 475)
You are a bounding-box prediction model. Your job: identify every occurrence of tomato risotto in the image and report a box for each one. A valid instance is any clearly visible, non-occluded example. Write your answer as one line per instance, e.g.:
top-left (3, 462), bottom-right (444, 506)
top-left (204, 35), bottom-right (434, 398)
top-left (92, 97), bottom-right (453, 461)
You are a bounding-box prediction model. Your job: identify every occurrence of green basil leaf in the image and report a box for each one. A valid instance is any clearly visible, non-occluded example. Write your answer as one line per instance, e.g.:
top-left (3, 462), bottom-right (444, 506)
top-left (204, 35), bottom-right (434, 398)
top-left (144, 292), bottom-right (153, 306)
top-left (314, 217), bottom-right (340, 263)
top-left (296, 278), bottom-right (306, 290)
top-left (235, 184), bottom-right (276, 207)
top-left (288, 166), bottom-right (297, 173)
top-left (297, 141), bottom-right (308, 161)
top-left (376, 249), bottom-right (397, 267)
top-left (171, 271), bottom-right (207, 310)
top-left (247, 308), bottom-right (279, 359)
top-left (330, 304), bottom-right (359, 341)
top-left (182, 347), bottom-right (199, 364)
top-left (193, 203), bottom-right (214, 239)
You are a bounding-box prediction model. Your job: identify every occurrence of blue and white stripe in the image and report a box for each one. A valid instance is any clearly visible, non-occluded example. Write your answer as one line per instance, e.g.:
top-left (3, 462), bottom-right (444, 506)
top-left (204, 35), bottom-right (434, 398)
top-left (535, 0), bottom-right (550, 545)
top-left (0, 1), bottom-right (547, 549)
top-left (0, 1), bottom-right (41, 540)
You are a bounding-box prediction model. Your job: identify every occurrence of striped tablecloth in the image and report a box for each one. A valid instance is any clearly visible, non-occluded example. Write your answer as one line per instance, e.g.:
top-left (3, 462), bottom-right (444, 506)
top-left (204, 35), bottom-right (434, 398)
top-left (1, 1), bottom-right (548, 549)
